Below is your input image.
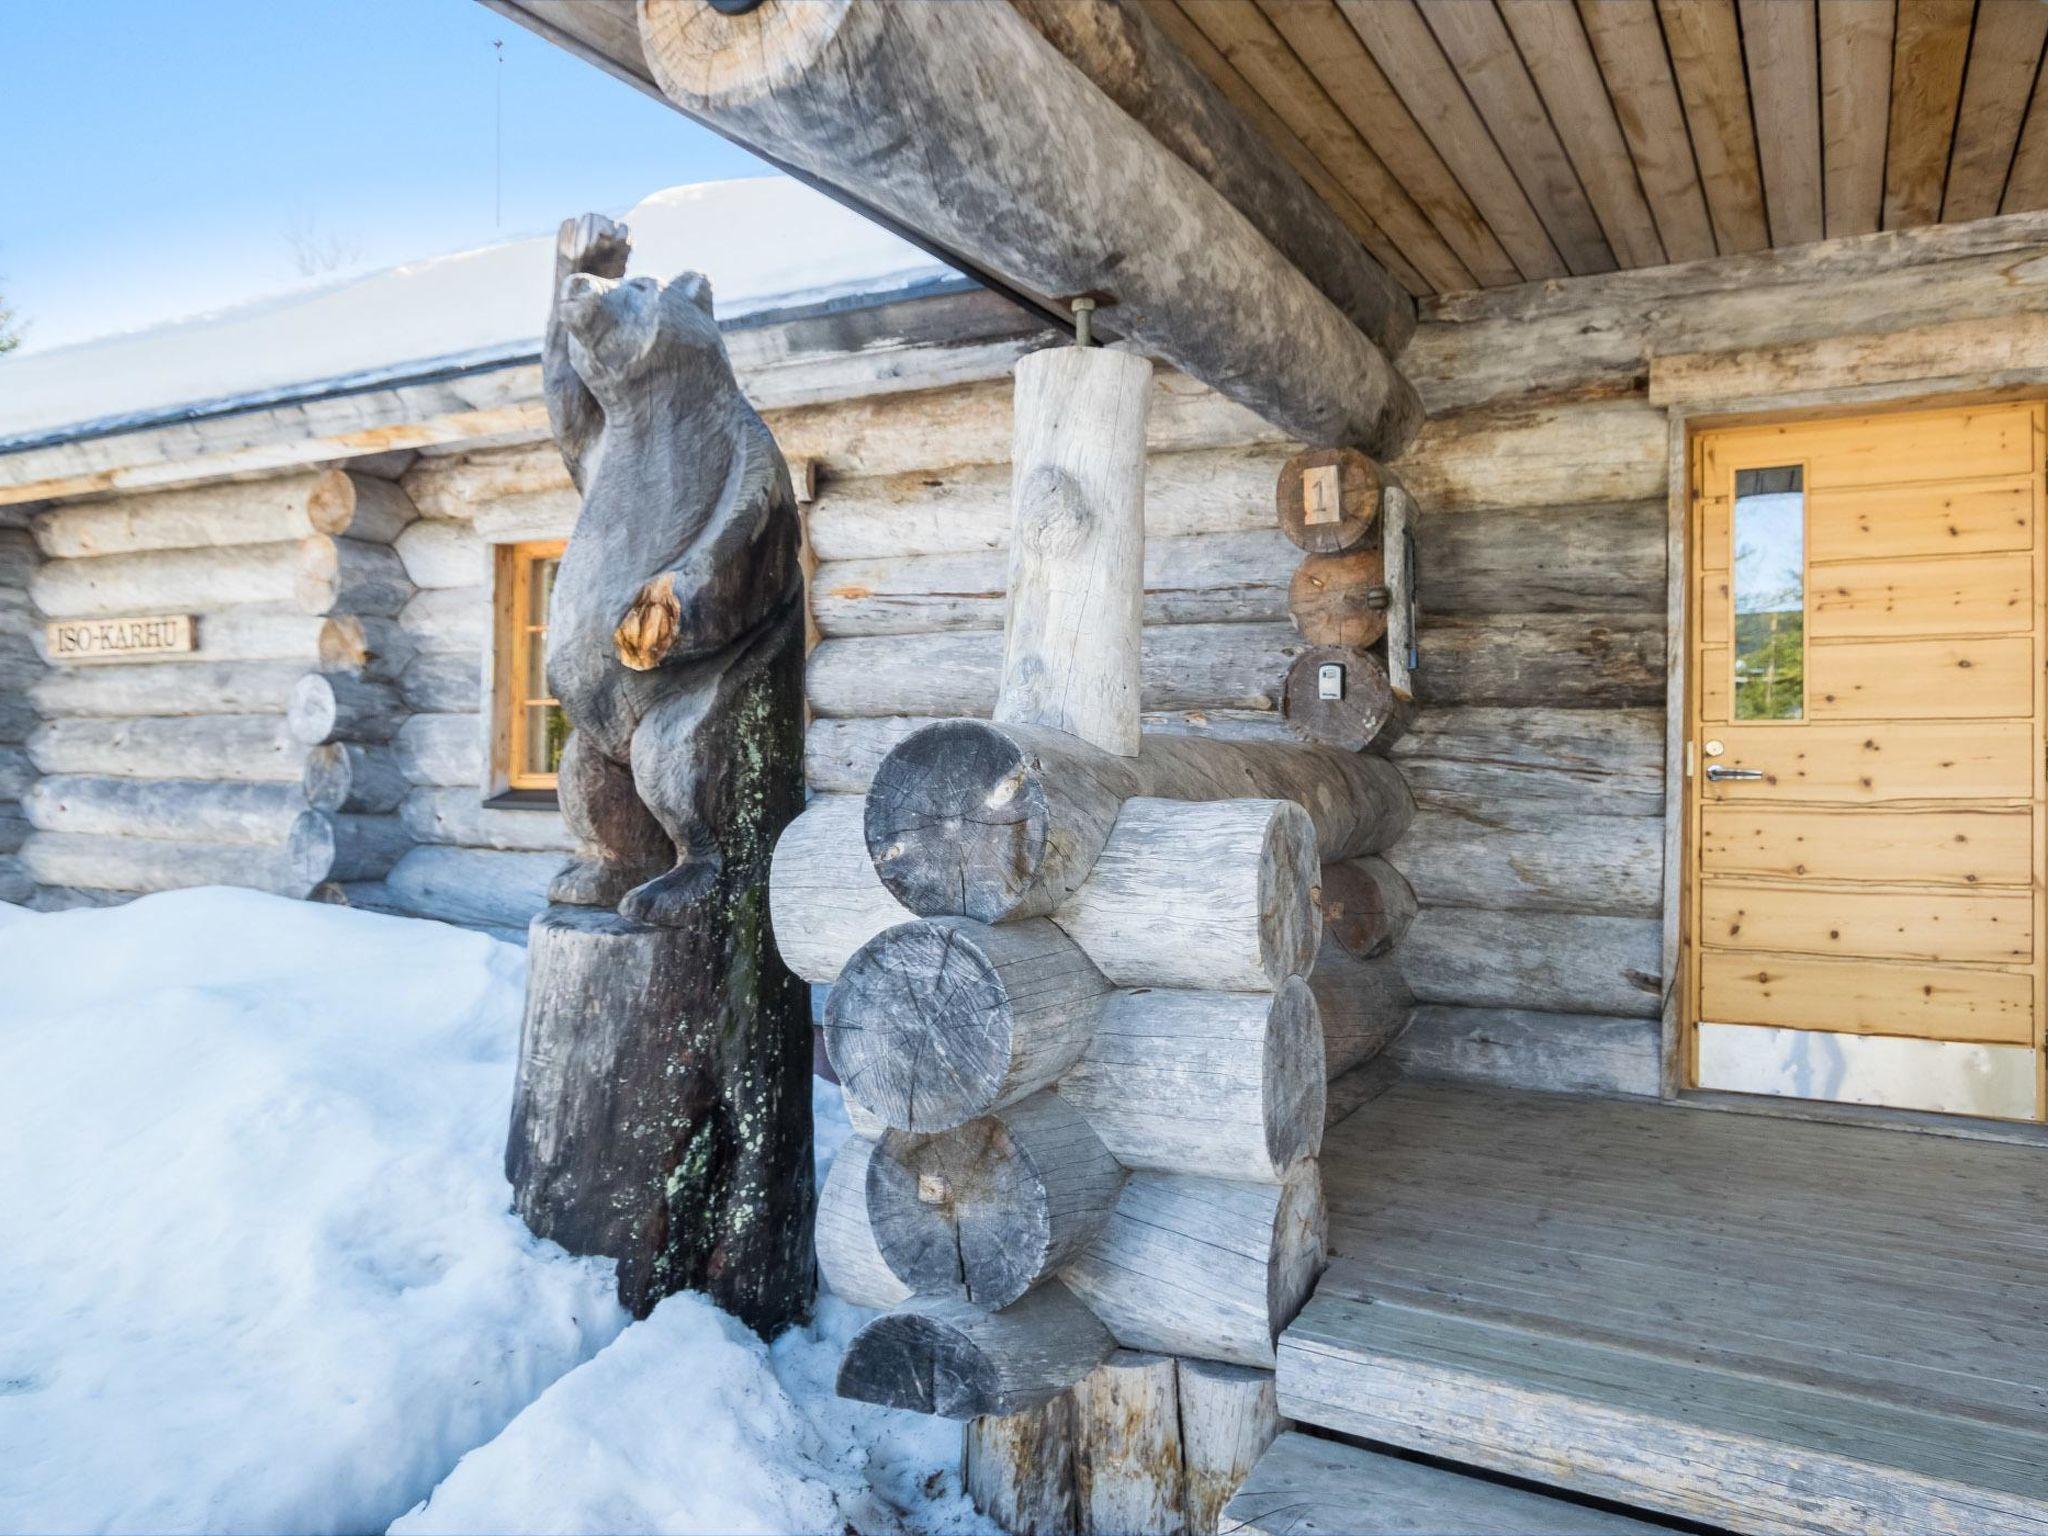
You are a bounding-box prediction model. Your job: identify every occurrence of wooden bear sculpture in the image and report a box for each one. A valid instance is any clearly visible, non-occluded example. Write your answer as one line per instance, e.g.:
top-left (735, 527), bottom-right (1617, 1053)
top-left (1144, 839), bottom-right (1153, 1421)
top-left (508, 213), bottom-right (812, 1336)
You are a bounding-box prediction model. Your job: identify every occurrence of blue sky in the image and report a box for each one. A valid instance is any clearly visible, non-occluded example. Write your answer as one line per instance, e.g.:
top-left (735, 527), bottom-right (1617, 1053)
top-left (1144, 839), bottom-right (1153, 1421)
top-left (1, 0), bottom-right (773, 352)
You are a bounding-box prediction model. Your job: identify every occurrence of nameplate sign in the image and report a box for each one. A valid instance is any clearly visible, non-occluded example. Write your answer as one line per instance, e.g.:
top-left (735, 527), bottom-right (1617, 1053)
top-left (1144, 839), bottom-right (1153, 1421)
top-left (46, 614), bottom-right (196, 664)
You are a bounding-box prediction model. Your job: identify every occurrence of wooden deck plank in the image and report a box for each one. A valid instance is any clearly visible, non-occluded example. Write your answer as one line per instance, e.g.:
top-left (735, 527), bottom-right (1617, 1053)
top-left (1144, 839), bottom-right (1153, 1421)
top-left (1281, 1081), bottom-right (2048, 1534)
top-left (1818, 0), bottom-right (1895, 237)
top-left (1944, 0), bottom-right (2048, 223)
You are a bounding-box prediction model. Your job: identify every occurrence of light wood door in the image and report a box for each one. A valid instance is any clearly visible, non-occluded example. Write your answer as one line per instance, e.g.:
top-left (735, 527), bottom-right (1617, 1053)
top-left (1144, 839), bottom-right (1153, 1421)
top-left (1687, 402), bottom-right (2047, 1120)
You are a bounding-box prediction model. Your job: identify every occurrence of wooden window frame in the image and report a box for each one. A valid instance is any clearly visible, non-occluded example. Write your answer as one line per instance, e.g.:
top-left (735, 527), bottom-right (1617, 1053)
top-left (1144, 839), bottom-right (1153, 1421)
top-left (493, 539), bottom-right (567, 796)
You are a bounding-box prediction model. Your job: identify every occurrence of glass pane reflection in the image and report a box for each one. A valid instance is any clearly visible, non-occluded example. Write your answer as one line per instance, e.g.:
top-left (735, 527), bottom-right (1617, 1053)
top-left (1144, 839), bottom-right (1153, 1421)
top-left (1732, 465), bottom-right (1804, 721)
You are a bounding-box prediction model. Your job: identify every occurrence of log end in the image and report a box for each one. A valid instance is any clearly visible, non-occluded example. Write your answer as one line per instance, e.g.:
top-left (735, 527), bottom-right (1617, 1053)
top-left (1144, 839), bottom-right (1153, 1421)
top-left (1264, 978), bottom-right (1328, 1176)
top-left (294, 535), bottom-right (343, 616)
top-left (1259, 800), bottom-right (1323, 986)
top-left (286, 673), bottom-right (341, 747)
top-left (1266, 1162), bottom-right (1327, 1347)
top-left (640, 0), bottom-right (853, 110)
top-left (285, 810), bottom-right (337, 897)
top-left (306, 469), bottom-right (356, 536)
top-left (1289, 547), bottom-right (1389, 649)
top-left (837, 1286), bottom-right (1113, 1420)
top-left (1276, 449), bottom-right (1381, 555)
top-left (865, 720), bottom-right (1051, 923)
top-left (1282, 647), bottom-right (1408, 754)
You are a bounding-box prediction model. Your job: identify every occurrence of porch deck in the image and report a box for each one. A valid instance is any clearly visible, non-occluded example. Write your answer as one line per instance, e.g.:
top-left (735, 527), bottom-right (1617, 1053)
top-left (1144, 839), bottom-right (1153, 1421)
top-left (1273, 1079), bottom-right (2048, 1536)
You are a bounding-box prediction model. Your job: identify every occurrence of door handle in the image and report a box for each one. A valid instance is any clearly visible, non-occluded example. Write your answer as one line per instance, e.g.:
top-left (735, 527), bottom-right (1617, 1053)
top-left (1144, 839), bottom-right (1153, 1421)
top-left (1705, 765), bottom-right (1765, 782)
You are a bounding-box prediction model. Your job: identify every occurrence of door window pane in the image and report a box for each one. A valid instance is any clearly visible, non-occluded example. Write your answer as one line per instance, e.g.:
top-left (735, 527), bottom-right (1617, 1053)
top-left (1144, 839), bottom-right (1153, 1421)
top-left (1732, 466), bottom-right (1804, 721)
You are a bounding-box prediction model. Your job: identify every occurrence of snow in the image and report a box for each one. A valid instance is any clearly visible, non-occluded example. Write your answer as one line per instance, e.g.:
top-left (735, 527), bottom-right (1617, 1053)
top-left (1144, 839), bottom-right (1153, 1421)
top-left (0, 888), bottom-right (983, 1536)
top-left (0, 177), bottom-right (955, 446)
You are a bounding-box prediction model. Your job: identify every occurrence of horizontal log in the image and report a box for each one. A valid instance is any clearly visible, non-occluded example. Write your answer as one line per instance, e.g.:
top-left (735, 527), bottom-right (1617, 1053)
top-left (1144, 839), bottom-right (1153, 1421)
top-left (1401, 907), bottom-right (1663, 1019)
top-left (24, 775), bottom-right (304, 843)
top-left (836, 1280), bottom-right (1115, 1420)
top-left (1390, 1006), bottom-right (1663, 1099)
top-left (825, 916), bottom-right (1113, 1133)
top-left (318, 615), bottom-right (416, 680)
top-left (29, 715), bottom-right (304, 782)
top-left (1391, 808), bottom-right (1664, 918)
top-left (1389, 707), bottom-right (1665, 819)
top-left (19, 830), bottom-right (302, 896)
top-left (471, 488), bottom-right (580, 545)
top-left (304, 742), bottom-right (408, 814)
top-left (402, 443), bottom-right (573, 519)
top-left (31, 604), bottom-right (323, 667)
top-left (286, 673), bottom-right (404, 746)
top-left (399, 786), bottom-right (573, 852)
top-left (1416, 501), bottom-right (1665, 615)
top-left (0, 746), bottom-right (32, 800)
top-left (810, 529), bottom-right (1296, 637)
top-left (287, 810), bottom-right (410, 887)
top-left (31, 659), bottom-right (306, 719)
top-left (866, 720), bottom-right (1411, 924)
top-left (1051, 797), bottom-right (1319, 991)
top-left (31, 541), bottom-right (302, 619)
top-left (768, 795), bottom-right (912, 984)
top-left (295, 535), bottom-right (411, 617)
top-left (1413, 613), bottom-right (1664, 709)
top-left (394, 518), bottom-right (484, 589)
top-left (815, 1135), bottom-right (912, 1310)
top-left (1397, 398), bottom-right (1668, 512)
top-left (1062, 1163), bottom-right (1325, 1369)
top-left (394, 713), bottom-right (482, 787)
top-left (30, 471), bottom-right (407, 559)
top-left (399, 652), bottom-right (481, 714)
top-left (1309, 936), bottom-right (1414, 1080)
top-left (0, 808), bottom-right (26, 856)
top-left (1319, 857), bottom-right (1417, 960)
top-left (398, 586), bottom-right (487, 655)
top-left (1055, 979), bottom-right (1326, 1183)
top-left (305, 469), bottom-right (417, 543)
top-left (805, 445), bottom-right (1295, 562)
top-left (0, 696), bottom-right (32, 747)
top-left (21, 883), bottom-right (131, 912)
top-left (870, 1091), bottom-right (1125, 1309)
top-left (807, 622), bottom-right (1306, 718)
top-left (382, 845), bottom-right (558, 930)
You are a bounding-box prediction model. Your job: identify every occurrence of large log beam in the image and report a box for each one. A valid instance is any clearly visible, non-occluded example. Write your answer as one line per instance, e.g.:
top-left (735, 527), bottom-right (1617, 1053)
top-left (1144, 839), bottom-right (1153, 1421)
top-left (636, 0), bottom-right (1420, 453)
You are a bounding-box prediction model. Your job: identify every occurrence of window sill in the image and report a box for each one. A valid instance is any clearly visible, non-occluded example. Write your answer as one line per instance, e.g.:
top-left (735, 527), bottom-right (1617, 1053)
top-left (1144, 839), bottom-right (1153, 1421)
top-left (484, 788), bottom-right (560, 812)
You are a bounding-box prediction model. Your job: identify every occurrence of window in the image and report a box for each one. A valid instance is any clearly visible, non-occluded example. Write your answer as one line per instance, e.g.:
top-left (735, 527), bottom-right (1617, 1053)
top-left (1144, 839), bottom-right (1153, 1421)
top-left (1730, 465), bottom-right (1804, 721)
top-left (495, 540), bottom-right (569, 792)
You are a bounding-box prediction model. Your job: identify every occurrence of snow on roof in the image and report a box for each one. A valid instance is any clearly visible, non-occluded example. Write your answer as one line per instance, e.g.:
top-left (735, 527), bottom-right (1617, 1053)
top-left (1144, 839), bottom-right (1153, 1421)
top-left (0, 177), bottom-right (960, 450)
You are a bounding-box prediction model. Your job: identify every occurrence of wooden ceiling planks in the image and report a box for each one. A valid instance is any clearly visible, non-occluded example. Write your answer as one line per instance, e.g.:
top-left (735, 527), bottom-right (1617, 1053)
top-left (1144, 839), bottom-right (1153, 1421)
top-left (1142, 0), bottom-right (2036, 295)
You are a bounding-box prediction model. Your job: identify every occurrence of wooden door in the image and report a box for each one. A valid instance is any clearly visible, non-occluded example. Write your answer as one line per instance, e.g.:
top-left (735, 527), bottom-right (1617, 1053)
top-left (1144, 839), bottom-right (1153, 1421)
top-left (1686, 402), bottom-right (2047, 1120)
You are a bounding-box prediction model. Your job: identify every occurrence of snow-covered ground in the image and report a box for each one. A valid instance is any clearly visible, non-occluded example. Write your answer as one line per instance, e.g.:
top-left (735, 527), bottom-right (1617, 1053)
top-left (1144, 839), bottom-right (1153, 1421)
top-left (0, 889), bottom-right (982, 1536)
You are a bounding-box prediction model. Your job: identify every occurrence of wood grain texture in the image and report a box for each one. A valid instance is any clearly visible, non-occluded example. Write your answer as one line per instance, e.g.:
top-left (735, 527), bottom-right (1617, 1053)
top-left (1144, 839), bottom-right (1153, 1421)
top-left (837, 1281), bottom-right (1115, 1420)
top-left (1576, 0), bottom-right (1718, 262)
top-left (815, 1135), bottom-right (912, 1310)
top-left (1657, 0), bottom-right (1770, 254)
top-left (1073, 1352), bottom-right (1183, 1536)
top-left (1740, 0), bottom-right (1824, 246)
top-left (1402, 907), bottom-right (1664, 1019)
top-left (1883, 0), bottom-right (1974, 228)
top-left (767, 795), bottom-right (912, 985)
top-left (1179, 1360), bottom-right (1282, 1536)
top-left (1819, 0), bottom-right (1895, 237)
top-left (1944, 0), bottom-right (2048, 221)
top-left (1390, 1005), bottom-right (1664, 1098)
top-left (966, 1393), bottom-right (1077, 1536)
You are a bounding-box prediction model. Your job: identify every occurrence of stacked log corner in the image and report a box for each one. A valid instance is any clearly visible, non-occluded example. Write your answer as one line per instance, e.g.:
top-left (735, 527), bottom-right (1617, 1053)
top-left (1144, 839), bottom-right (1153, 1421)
top-left (0, 525), bottom-right (42, 903)
top-left (770, 341), bottom-right (1422, 1534)
top-left (286, 469), bottom-right (419, 899)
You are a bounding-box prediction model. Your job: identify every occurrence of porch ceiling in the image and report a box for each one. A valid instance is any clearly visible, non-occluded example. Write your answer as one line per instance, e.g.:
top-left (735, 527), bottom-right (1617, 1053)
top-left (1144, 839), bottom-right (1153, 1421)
top-left (1154, 0), bottom-right (2048, 296)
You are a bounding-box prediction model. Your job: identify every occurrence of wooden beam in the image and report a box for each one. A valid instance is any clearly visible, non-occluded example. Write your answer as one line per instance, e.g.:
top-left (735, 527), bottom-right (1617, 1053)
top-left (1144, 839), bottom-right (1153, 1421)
top-left (1575, 0), bottom-right (1718, 261)
top-left (1739, 0), bottom-right (1824, 247)
top-left (1883, 0), bottom-right (1973, 229)
top-left (1818, 0), bottom-right (1895, 237)
top-left (637, 0), bottom-right (1420, 453)
top-left (1657, 0), bottom-right (1770, 254)
top-left (1943, 0), bottom-right (2048, 222)
top-left (1496, 0), bottom-right (1666, 268)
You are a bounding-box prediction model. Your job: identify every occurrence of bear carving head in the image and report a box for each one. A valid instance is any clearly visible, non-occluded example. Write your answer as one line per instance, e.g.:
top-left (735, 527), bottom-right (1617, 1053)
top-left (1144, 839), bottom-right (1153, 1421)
top-left (557, 268), bottom-right (727, 405)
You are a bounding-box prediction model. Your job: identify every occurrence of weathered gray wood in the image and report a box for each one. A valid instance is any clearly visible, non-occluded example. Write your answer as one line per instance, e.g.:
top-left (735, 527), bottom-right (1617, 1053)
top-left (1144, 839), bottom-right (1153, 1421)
top-left (1063, 1163), bottom-right (1325, 1369)
top-left (810, 528), bottom-right (1295, 638)
top-left (286, 672), bottom-right (404, 746)
top-left (294, 535), bottom-right (412, 617)
top-left (1179, 1361), bottom-right (1282, 1536)
top-left (1396, 398), bottom-right (1669, 512)
top-left (807, 622), bottom-right (1306, 719)
top-left (767, 795), bottom-right (911, 984)
top-left (29, 715), bottom-right (304, 782)
top-left (1283, 646), bottom-right (1411, 752)
top-left (1395, 807), bottom-right (1664, 918)
top-left (32, 604), bottom-right (321, 667)
top-left (637, 0), bottom-right (1420, 452)
top-left (316, 614), bottom-right (416, 679)
top-left (306, 469), bottom-right (417, 543)
top-left (29, 659), bottom-right (304, 719)
top-left (1072, 1351), bottom-right (1183, 1536)
top-left (838, 1281), bottom-right (1115, 1420)
top-left (1308, 937), bottom-right (1414, 1082)
top-left (966, 1394), bottom-right (1078, 1536)
top-left (1319, 857), bottom-right (1416, 960)
top-left (287, 810), bottom-right (410, 887)
top-left (1276, 448), bottom-right (1382, 556)
top-left (1389, 707), bottom-right (1665, 819)
top-left (1412, 612), bottom-right (1664, 709)
top-left (384, 845), bottom-right (556, 929)
top-left (865, 720), bottom-right (1412, 924)
top-left (398, 652), bottom-right (481, 714)
top-left (0, 852), bottom-right (30, 905)
top-left (1382, 483), bottom-right (1415, 702)
top-left (1056, 978), bottom-right (1325, 1183)
top-left (1221, 1431), bottom-right (1665, 1535)
top-left (304, 742), bottom-right (408, 814)
top-left (18, 830), bottom-right (302, 896)
top-left (869, 1090), bottom-right (1125, 1310)
top-left (815, 1134), bottom-right (912, 1310)
top-left (1052, 797), bottom-right (1319, 991)
top-left (21, 883), bottom-right (131, 912)
top-left (392, 518), bottom-right (483, 589)
top-left (33, 475), bottom-right (329, 558)
top-left (1009, 0), bottom-right (1412, 353)
top-left (394, 712), bottom-right (481, 788)
top-left (996, 345), bottom-right (1151, 756)
top-left (1401, 908), bottom-right (1664, 1020)
top-left (397, 586), bottom-right (487, 655)
top-left (806, 445), bottom-right (1294, 562)
top-left (825, 916), bottom-right (1112, 1133)
top-left (24, 775), bottom-right (303, 844)
top-left (508, 903), bottom-right (814, 1333)
top-left (0, 747), bottom-right (33, 801)
top-left (30, 542), bottom-right (302, 619)
top-left (1389, 1006), bottom-right (1663, 1099)
top-left (399, 786), bottom-right (573, 853)
top-left (1416, 500), bottom-right (1665, 614)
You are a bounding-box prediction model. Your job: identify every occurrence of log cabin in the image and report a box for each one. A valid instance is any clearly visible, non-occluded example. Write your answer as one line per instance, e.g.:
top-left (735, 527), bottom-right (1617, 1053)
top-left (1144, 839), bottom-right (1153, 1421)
top-left (10, 1), bottom-right (2048, 1530)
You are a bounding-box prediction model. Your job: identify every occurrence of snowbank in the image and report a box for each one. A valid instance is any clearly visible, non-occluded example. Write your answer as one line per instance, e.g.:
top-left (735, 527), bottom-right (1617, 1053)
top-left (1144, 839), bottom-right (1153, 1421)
top-left (0, 889), bottom-right (627, 1535)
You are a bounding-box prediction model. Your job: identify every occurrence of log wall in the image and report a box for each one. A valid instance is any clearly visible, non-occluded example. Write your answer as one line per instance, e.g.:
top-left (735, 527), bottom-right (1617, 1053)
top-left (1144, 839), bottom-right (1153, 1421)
top-left (0, 525), bottom-right (39, 902)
